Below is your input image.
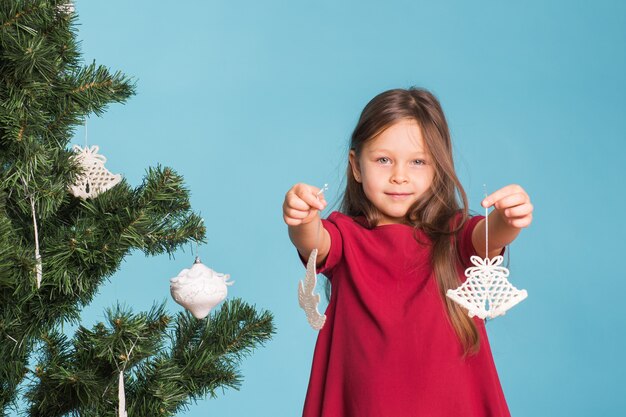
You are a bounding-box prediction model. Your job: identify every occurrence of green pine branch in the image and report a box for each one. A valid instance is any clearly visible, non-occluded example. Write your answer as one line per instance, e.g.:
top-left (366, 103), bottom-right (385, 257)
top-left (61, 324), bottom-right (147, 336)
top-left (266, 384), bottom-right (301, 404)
top-left (24, 299), bottom-right (275, 417)
top-left (0, 166), bottom-right (207, 412)
top-left (1, 3), bottom-right (277, 415)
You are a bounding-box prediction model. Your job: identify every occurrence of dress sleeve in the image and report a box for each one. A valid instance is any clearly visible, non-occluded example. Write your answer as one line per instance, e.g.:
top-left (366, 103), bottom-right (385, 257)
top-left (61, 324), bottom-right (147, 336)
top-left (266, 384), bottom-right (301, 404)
top-left (296, 212), bottom-right (344, 280)
top-left (316, 216), bottom-right (343, 278)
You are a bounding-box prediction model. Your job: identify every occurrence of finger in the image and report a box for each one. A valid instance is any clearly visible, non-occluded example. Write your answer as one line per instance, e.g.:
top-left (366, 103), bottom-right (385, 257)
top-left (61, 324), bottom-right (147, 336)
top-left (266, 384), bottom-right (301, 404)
top-left (482, 184), bottom-right (526, 208)
top-left (493, 192), bottom-right (529, 211)
top-left (283, 214), bottom-right (304, 226)
top-left (298, 188), bottom-right (326, 211)
top-left (301, 210), bottom-right (319, 224)
top-left (503, 202), bottom-right (533, 218)
top-left (286, 192), bottom-right (314, 212)
top-left (504, 214), bottom-right (533, 228)
top-left (293, 183), bottom-right (320, 196)
top-left (283, 207), bottom-right (311, 220)
top-left (284, 208), bottom-right (320, 226)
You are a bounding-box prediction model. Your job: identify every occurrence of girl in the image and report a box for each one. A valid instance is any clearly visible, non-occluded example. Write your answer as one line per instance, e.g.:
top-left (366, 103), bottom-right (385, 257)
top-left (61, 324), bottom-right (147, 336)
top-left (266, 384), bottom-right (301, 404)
top-left (283, 87), bottom-right (533, 417)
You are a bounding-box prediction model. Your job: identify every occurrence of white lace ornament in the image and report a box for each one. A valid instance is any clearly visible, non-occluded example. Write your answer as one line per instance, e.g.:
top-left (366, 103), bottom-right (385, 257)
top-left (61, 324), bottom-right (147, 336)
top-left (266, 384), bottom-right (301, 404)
top-left (68, 145), bottom-right (122, 199)
top-left (56, 1), bottom-right (75, 15)
top-left (446, 202), bottom-right (528, 320)
top-left (298, 249), bottom-right (327, 330)
top-left (446, 255), bottom-right (528, 319)
top-left (170, 257), bottom-right (233, 319)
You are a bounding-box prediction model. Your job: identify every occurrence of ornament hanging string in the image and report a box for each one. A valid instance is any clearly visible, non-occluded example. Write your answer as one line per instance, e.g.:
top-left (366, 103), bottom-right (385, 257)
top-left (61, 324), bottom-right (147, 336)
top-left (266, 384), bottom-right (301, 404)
top-left (484, 184), bottom-right (489, 259)
top-left (190, 218), bottom-right (203, 262)
top-left (483, 184), bottom-right (490, 322)
top-left (194, 219), bottom-right (204, 259)
top-left (315, 184), bottom-right (329, 248)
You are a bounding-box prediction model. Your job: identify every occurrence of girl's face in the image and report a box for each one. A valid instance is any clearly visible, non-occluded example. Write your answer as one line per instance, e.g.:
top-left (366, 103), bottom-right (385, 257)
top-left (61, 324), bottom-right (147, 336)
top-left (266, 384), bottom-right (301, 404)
top-left (349, 119), bottom-right (435, 225)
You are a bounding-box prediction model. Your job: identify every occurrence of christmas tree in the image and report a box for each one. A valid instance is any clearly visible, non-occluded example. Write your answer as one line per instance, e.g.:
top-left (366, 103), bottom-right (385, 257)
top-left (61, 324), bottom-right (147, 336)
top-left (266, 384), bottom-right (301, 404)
top-left (0, 2), bottom-right (275, 416)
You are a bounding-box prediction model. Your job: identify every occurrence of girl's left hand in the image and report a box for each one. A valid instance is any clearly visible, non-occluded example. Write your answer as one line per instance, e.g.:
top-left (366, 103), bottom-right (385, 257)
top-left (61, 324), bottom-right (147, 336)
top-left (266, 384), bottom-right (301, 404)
top-left (482, 184), bottom-right (533, 228)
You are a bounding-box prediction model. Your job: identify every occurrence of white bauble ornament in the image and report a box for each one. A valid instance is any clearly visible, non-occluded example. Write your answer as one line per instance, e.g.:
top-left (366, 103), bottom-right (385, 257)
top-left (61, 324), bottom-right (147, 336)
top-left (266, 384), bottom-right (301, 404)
top-left (68, 145), bottom-right (122, 199)
top-left (298, 249), bottom-right (327, 330)
top-left (170, 257), bottom-right (233, 319)
top-left (446, 255), bottom-right (528, 320)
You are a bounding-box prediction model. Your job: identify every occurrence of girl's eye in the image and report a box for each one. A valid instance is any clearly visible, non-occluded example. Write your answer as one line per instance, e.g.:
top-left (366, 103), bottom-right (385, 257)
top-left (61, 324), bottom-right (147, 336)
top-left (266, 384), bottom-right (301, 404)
top-left (411, 159), bottom-right (426, 166)
top-left (377, 157), bottom-right (390, 164)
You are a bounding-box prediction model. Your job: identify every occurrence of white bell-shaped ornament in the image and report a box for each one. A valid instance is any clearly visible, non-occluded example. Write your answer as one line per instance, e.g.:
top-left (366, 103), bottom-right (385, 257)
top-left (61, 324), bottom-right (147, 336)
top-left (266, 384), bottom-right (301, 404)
top-left (56, 1), bottom-right (75, 15)
top-left (68, 145), bottom-right (122, 199)
top-left (447, 255), bottom-right (527, 320)
top-left (170, 257), bottom-right (233, 319)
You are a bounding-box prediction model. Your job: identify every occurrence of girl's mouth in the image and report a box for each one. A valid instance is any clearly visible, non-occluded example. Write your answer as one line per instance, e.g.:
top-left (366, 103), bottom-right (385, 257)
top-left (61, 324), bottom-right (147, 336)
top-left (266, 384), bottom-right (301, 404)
top-left (386, 193), bottom-right (413, 200)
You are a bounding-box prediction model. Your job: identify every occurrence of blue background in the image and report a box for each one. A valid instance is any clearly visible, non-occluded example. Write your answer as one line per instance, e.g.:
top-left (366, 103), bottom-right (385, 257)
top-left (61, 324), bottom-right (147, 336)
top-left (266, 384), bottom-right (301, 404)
top-left (23, 0), bottom-right (626, 416)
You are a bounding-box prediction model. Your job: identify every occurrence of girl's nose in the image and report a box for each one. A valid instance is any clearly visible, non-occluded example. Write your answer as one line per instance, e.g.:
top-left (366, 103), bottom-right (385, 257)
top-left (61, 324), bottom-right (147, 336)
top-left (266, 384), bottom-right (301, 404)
top-left (391, 169), bottom-right (409, 184)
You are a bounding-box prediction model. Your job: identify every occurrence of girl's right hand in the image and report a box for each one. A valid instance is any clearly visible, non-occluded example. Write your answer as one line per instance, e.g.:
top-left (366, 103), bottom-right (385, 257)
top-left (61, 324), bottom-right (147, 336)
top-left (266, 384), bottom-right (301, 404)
top-left (283, 183), bottom-right (328, 226)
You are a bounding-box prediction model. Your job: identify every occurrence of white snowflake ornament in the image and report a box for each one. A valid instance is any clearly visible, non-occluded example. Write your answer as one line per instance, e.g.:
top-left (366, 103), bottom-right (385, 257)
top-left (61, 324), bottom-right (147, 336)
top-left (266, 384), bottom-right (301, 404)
top-left (68, 145), bottom-right (122, 199)
top-left (446, 255), bottom-right (528, 320)
top-left (170, 257), bottom-right (233, 319)
top-left (298, 249), bottom-right (327, 330)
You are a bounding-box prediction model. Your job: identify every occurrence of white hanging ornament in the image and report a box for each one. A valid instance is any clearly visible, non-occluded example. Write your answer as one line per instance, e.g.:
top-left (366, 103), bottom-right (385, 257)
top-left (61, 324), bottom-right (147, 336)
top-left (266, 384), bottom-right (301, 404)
top-left (446, 201), bottom-right (528, 320)
top-left (22, 178), bottom-right (43, 289)
top-left (298, 249), bottom-right (327, 330)
top-left (170, 256), bottom-right (233, 319)
top-left (446, 255), bottom-right (528, 319)
top-left (56, 1), bottom-right (75, 15)
top-left (297, 184), bottom-right (329, 331)
top-left (68, 145), bottom-right (122, 199)
top-left (118, 371), bottom-right (127, 417)
top-left (29, 195), bottom-right (42, 289)
top-left (116, 340), bottom-right (137, 417)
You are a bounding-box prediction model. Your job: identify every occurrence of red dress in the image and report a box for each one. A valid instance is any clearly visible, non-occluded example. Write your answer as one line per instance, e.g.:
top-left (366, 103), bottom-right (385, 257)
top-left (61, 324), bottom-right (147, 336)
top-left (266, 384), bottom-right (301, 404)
top-left (301, 212), bottom-right (511, 417)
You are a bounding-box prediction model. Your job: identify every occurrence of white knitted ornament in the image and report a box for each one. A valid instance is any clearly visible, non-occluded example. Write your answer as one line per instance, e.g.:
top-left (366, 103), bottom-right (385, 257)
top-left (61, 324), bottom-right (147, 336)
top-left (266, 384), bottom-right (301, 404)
top-left (170, 257), bottom-right (233, 319)
top-left (446, 255), bottom-right (527, 319)
top-left (447, 203), bottom-right (528, 320)
top-left (56, 1), bottom-right (75, 15)
top-left (298, 249), bottom-right (327, 330)
top-left (68, 145), bottom-right (122, 199)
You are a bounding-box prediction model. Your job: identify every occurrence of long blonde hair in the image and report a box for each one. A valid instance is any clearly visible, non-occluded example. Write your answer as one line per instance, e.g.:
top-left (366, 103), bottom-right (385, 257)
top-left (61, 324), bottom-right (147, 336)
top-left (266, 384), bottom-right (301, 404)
top-left (329, 87), bottom-right (480, 357)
